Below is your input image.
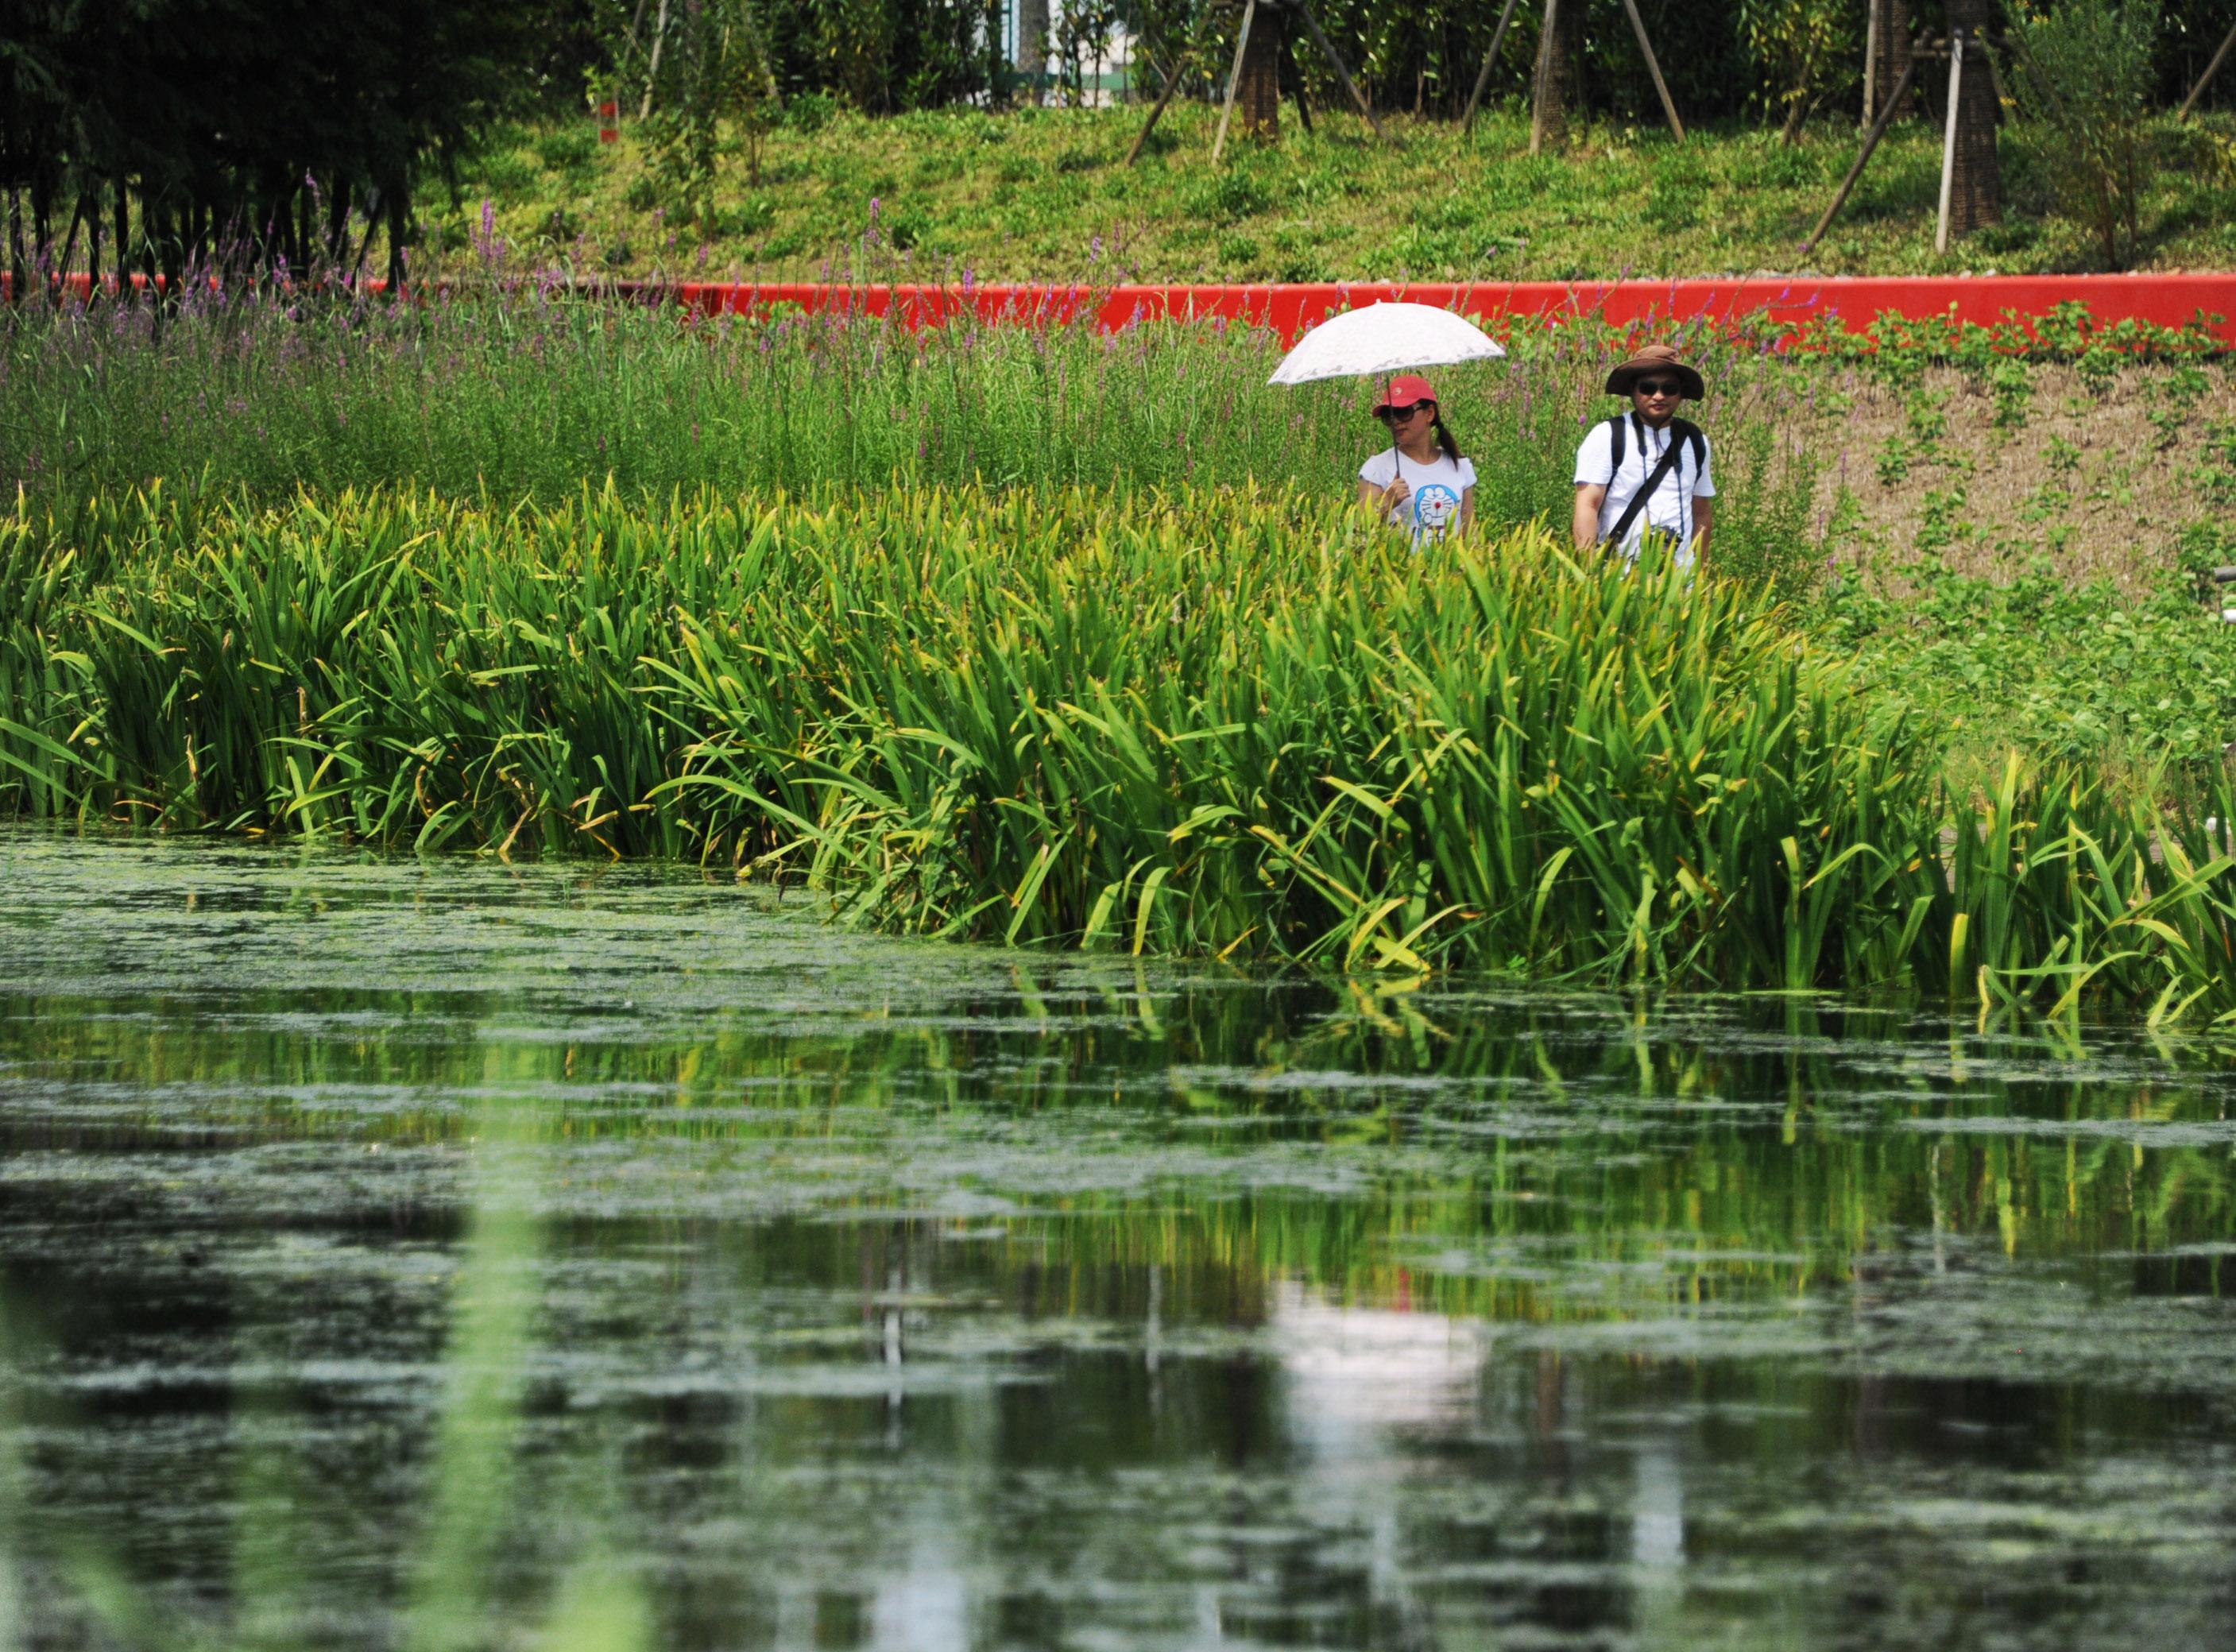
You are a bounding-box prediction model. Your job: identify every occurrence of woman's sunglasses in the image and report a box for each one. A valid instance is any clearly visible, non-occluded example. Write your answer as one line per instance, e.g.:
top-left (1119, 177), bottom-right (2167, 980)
top-left (1632, 378), bottom-right (1685, 397)
top-left (1378, 400), bottom-right (1434, 421)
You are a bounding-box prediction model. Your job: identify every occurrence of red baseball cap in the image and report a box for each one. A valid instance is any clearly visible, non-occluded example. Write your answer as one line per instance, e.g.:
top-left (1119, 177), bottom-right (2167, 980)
top-left (1372, 374), bottom-right (1438, 413)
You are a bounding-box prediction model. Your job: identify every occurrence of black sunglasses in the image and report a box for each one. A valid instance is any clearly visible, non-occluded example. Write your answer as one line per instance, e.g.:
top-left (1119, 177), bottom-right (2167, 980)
top-left (1379, 400), bottom-right (1434, 421)
top-left (1632, 378), bottom-right (1685, 397)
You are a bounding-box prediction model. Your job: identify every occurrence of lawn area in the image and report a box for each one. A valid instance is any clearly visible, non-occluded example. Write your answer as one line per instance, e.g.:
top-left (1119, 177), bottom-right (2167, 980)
top-left (429, 100), bottom-right (2236, 284)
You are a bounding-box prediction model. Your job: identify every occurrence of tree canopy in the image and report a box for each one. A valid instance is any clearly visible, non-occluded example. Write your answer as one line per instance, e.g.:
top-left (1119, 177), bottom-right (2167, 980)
top-left (0, 0), bottom-right (547, 290)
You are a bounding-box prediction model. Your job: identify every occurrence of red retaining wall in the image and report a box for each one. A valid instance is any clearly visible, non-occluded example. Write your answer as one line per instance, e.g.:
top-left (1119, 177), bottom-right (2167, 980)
top-left (659, 274), bottom-right (2236, 346)
top-left (13, 270), bottom-right (2234, 344)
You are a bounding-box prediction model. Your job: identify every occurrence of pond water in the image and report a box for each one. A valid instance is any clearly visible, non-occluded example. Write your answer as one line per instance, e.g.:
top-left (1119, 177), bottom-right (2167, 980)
top-left (2, 831), bottom-right (2234, 1651)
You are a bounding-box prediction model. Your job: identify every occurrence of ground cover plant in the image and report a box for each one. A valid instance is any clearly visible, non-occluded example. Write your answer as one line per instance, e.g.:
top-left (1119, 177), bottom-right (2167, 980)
top-left (430, 100), bottom-right (2236, 283)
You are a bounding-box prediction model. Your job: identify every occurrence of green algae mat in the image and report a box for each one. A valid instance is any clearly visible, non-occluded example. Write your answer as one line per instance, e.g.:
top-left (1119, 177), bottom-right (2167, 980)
top-left (2, 830), bottom-right (2234, 1650)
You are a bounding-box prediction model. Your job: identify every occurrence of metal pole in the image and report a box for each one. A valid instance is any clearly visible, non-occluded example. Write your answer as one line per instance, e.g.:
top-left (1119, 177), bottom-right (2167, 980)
top-left (1803, 56), bottom-right (1918, 255)
top-left (1462, 0), bottom-right (1526, 134)
top-left (1618, 0), bottom-right (1685, 142)
top-left (1212, 0), bottom-right (1259, 165)
top-left (1530, 0), bottom-right (1561, 157)
top-left (1935, 29), bottom-right (1963, 253)
top-left (1863, 0), bottom-right (1879, 130)
top-left (2178, 19), bottom-right (2236, 121)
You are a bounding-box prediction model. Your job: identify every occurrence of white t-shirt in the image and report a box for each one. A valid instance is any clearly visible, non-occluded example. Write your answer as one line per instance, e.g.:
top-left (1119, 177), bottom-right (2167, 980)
top-left (1359, 449), bottom-right (1477, 544)
top-left (1573, 414), bottom-right (1716, 560)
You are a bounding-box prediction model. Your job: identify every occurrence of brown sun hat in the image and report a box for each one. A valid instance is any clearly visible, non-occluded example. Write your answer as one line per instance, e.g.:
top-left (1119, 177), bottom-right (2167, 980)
top-left (1604, 343), bottom-right (1705, 400)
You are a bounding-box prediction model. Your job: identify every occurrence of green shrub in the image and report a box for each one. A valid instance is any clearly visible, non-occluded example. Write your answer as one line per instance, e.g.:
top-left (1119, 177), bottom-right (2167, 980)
top-left (1646, 149), bottom-right (1712, 231)
top-left (535, 127), bottom-right (599, 176)
top-left (784, 90), bottom-right (836, 133)
top-left (2007, 0), bottom-right (2161, 268)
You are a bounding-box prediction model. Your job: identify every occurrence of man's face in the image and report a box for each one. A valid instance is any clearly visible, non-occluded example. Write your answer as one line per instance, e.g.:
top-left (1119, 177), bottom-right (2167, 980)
top-left (1629, 374), bottom-right (1685, 426)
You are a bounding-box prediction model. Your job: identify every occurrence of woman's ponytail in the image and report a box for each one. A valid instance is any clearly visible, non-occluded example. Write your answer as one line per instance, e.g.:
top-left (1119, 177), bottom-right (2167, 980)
top-left (1431, 413), bottom-right (1464, 463)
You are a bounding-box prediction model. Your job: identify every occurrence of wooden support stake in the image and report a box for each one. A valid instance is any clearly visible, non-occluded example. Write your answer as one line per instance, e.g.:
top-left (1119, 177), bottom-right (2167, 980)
top-left (639, 0), bottom-right (671, 118)
top-left (1863, 0), bottom-right (1879, 129)
top-left (1802, 56), bottom-right (1918, 256)
top-left (1125, 56), bottom-right (1186, 165)
top-left (1462, 0), bottom-right (1526, 134)
top-left (1934, 29), bottom-right (1963, 253)
top-left (1212, 0), bottom-right (1259, 166)
top-left (1618, 0), bottom-right (1685, 141)
top-left (1293, 2), bottom-right (1392, 143)
top-left (2178, 19), bottom-right (2236, 121)
top-left (1530, 0), bottom-right (1561, 157)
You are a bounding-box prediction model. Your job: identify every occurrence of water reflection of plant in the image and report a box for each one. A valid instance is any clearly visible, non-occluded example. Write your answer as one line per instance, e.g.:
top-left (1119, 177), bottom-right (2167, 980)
top-left (6, 896), bottom-right (2230, 1644)
top-left (0, 1120), bottom-right (653, 1652)
top-left (6, 968), bottom-right (2227, 1318)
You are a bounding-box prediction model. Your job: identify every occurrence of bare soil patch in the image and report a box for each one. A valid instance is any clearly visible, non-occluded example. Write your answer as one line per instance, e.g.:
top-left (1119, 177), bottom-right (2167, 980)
top-left (1800, 362), bottom-right (2230, 599)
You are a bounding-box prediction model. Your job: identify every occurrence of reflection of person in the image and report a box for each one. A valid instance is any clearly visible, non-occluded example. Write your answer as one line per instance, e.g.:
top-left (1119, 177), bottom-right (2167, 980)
top-left (1572, 344), bottom-right (1715, 563)
top-left (1357, 374), bottom-right (1476, 546)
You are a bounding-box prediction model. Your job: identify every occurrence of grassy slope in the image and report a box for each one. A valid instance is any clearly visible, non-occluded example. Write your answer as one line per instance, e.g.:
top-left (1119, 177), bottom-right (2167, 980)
top-left (431, 101), bottom-right (2236, 284)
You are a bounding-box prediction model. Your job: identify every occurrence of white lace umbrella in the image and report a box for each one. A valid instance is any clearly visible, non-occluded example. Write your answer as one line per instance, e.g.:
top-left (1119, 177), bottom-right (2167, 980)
top-left (1271, 301), bottom-right (1506, 493)
top-left (1266, 301), bottom-right (1506, 385)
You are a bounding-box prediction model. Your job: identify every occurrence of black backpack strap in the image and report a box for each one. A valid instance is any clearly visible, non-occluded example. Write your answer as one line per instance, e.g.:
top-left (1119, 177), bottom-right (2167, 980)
top-left (1671, 416), bottom-right (1705, 471)
top-left (1602, 428), bottom-right (1689, 551)
top-left (1607, 414), bottom-right (1627, 474)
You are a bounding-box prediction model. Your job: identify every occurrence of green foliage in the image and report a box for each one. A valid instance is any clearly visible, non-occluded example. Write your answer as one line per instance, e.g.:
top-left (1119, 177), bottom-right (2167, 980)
top-left (642, 0), bottom-right (782, 231)
top-left (6, 483), bottom-right (2235, 1019)
top-left (783, 88), bottom-right (837, 131)
top-left (0, 292), bottom-right (1798, 529)
top-left (536, 126), bottom-right (601, 176)
top-left (1832, 560), bottom-right (2236, 768)
top-left (2008, 0), bottom-right (2164, 268)
top-left (419, 100), bottom-right (2236, 283)
top-left (1735, 0), bottom-right (1856, 140)
top-left (0, 1), bottom-right (549, 287)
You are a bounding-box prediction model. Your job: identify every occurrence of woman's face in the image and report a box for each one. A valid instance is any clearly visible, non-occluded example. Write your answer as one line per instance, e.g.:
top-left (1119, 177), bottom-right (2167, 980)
top-left (1380, 399), bottom-right (1437, 444)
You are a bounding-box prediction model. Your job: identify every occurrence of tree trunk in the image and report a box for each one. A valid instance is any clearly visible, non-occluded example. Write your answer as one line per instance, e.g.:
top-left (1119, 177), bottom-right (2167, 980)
top-left (7, 186), bottom-right (25, 298)
top-left (1530, 0), bottom-right (1573, 153)
top-left (1018, 0), bottom-right (1049, 105)
top-left (1780, 81), bottom-right (1811, 145)
top-left (114, 180), bottom-right (130, 296)
top-left (1945, 0), bottom-right (2001, 238)
top-left (1875, 0), bottom-right (1913, 121)
top-left (386, 188), bottom-right (408, 294)
top-left (56, 195), bottom-right (87, 295)
top-left (1235, 6), bottom-right (1281, 141)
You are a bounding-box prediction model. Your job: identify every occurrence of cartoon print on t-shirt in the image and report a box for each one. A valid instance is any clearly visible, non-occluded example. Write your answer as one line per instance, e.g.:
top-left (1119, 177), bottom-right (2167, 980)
top-left (1413, 484), bottom-right (1461, 538)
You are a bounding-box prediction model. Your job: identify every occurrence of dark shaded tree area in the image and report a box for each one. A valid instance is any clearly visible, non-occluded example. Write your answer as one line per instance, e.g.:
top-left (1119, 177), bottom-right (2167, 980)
top-left (10, 1), bottom-right (2231, 295)
top-left (0, 0), bottom-right (546, 293)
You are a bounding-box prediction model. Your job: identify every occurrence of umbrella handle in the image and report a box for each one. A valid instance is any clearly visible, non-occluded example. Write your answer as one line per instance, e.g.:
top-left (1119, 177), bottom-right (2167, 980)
top-left (1388, 379), bottom-right (1399, 524)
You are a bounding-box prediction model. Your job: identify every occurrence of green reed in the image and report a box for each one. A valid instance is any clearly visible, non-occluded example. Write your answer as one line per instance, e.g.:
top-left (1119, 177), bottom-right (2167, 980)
top-left (2, 288), bottom-right (1826, 586)
top-left (5, 483), bottom-right (2232, 1015)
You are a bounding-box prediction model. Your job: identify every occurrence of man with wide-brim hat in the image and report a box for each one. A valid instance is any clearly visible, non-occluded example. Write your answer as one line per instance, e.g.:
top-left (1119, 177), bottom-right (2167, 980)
top-left (1572, 343), bottom-right (1715, 564)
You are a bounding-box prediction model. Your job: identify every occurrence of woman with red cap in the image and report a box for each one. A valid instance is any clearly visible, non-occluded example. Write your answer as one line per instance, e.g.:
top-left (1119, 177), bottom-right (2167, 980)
top-left (1357, 373), bottom-right (1476, 545)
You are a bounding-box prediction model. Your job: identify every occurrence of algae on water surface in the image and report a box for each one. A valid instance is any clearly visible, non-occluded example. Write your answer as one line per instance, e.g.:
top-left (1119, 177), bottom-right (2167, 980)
top-left (2, 831), bottom-right (2234, 1650)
